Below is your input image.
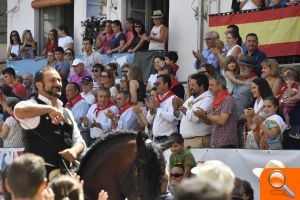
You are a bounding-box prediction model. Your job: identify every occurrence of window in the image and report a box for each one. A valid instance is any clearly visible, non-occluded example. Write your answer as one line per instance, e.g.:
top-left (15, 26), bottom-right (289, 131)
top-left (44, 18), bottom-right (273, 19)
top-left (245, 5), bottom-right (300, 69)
top-left (37, 4), bottom-right (73, 54)
top-left (126, 0), bottom-right (169, 33)
top-left (0, 0), bottom-right (7, 43)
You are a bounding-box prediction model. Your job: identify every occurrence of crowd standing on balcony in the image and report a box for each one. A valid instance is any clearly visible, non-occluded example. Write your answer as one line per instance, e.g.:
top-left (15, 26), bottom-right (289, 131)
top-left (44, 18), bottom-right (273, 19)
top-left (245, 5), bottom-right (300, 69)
top-left (1, 4), bottom-right (300, 200)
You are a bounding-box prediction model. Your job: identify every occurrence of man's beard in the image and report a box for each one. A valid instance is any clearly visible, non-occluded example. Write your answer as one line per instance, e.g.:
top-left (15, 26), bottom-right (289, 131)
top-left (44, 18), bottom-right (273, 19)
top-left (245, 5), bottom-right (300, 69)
top-left (191, 90), bottom-right (199, 98)
top-left (43, 85), bottom-right (61, 98)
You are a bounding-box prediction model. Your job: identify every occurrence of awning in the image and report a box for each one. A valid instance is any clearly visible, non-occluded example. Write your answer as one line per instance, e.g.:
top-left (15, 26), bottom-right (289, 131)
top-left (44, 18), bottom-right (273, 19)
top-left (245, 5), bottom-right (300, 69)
top-left (31, 0), bottom-right (73, 9)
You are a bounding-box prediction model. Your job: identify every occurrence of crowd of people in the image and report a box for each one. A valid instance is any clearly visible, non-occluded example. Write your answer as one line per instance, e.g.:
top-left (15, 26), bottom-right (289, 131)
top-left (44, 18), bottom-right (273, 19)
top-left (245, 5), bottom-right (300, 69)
top-left (0, 6), bottom-right (299, 200)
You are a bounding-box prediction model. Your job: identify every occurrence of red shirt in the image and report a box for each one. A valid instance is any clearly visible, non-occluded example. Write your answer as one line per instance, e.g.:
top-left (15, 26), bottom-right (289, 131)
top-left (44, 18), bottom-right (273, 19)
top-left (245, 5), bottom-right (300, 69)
top-left (12, 82), bottom-right (26, 99)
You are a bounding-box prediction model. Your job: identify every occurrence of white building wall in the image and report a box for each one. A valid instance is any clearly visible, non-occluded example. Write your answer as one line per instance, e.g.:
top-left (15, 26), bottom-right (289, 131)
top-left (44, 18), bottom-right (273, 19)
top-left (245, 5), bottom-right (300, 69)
top-left (74, 0), bottom-right (87, 54)
top-left (7, 0), bottom-right (35, 45)
top-left (168, 0), bottom-right (199, 81)
top-left (106, 0), bottom-right (125, 21)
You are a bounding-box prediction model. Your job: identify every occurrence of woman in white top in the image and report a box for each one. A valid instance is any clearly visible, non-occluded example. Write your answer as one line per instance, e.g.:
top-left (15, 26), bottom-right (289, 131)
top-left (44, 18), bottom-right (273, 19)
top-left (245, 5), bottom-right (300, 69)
top-left (145, 10), bottom-right (167, 51)
top-left (7, 30), bottom-right (21, 60)
top-left (146, 56), bottom-right (165, 91)
top-left (212, 30), bottom-right (243, 70)
top-left (58, 24), bottom-right (74, 50)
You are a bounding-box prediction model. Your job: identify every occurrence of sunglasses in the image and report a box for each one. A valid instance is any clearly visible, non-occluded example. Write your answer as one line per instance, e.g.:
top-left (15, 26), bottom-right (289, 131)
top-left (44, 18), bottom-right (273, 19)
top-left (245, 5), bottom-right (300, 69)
top-left (204, 38), bottom-right (213, 41)
top-left (65, 52), bottom-right (72, 55)
top-left (11, 34), bottom-right (17, 37)
top-left (82, 82), bottom-right (90, 86)
top-left (121, 70), bottom-right (128, 73)
top-left (92, 69), bottom-right (99, 72)
top-left (135, 25), bottom-right (142, 28)
top-left (170, 173), bottom-right (183, 178)
top-left (101, 75), bottom-right (110, 78)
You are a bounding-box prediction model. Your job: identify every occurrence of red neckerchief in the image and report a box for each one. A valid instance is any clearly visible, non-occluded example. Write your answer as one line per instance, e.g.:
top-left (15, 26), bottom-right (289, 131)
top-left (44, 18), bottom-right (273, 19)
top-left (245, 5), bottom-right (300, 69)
top-left (156, 91), bottom-right (174, 104)
top-left (119, 103), bottom-right (132, 116)
top-left (65, 95), bottom-right (83, 109)
top-left (93, 101), bottom-right (114, 117)
top-left (212, 90), bottom-right (230, 112)
top-left (279, 82), bottom-right (299, 98)
top-left (170, 78), bottom-right (179, 90)
top-left (239, 72), bottom-right (257, 80)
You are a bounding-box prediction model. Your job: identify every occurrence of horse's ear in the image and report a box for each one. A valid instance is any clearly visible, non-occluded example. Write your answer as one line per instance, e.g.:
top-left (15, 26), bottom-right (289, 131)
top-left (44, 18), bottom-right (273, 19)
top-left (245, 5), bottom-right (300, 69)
top-left (136, 132), bottom-right (147, 156)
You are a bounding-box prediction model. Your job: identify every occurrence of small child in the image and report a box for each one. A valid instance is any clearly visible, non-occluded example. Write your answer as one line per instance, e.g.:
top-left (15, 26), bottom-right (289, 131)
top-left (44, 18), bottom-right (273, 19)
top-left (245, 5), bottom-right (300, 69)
top-left (165, 51), bottom-right (179, 75)
top-left (169, 134), bottom-right (196, 178)
top-left (259, 97), bottom-right (287, 150)
top-left (224, 55), bottom-right (239, 94)
top-left (279, 70), bottom-right (299, 129)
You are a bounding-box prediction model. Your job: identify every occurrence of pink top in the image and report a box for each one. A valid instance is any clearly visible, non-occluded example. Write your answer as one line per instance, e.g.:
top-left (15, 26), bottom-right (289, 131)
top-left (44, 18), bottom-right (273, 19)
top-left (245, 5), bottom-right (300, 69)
top-left (126, 31), bottom-right (135, 50)
top-left (97, 32), bottom-right (113, 54)
top-left (69, 70), bottom-right (91, 90)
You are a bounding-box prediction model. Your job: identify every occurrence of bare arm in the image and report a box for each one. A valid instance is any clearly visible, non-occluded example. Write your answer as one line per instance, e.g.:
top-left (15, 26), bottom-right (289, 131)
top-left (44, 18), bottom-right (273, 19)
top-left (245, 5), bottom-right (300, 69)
top-left (225, 71), bottom-right (248, 86)
top-left (131, 35), bottom-right (146, 52)
top-left (206, 112), bottom-right (230, 126)
top-left (260, 123), bottom-right (280, 140)
top-left (0, 123), bottom-right (10, 139)
top-left (121, 36), bottom-right (135, 52)
top-left (14, 103), bottom-right (55, 119)
top-left (271, 78), bottom-right (283, 97)
top-left (129, 80), bottom-right (138, 104)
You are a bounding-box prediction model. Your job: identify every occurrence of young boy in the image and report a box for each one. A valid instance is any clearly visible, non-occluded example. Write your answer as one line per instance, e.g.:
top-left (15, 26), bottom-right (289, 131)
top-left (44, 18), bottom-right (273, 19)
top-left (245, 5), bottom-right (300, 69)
top-left (169, 134), bottom-right (196, 178)
top-left (165, 51), bottom-right (179, 75)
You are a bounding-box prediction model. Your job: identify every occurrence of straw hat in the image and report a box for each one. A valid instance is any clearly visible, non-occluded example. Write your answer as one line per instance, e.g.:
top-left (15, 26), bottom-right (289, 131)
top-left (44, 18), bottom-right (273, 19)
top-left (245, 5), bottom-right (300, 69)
top-left (252, 160), bottom-right (285, 177)
top-left (152, 10), bottom-right (164, 18)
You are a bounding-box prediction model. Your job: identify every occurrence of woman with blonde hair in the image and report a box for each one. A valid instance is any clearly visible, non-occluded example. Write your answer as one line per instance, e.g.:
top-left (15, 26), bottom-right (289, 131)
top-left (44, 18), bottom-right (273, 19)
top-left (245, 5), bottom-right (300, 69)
top-left (261, 58), bottom-right (283, 97)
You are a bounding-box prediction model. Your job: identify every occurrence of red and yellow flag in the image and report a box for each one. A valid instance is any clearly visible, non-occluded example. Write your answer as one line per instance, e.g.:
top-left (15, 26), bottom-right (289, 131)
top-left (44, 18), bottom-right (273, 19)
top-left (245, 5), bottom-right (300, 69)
top-left (209, 5), bottom-right (300, 57)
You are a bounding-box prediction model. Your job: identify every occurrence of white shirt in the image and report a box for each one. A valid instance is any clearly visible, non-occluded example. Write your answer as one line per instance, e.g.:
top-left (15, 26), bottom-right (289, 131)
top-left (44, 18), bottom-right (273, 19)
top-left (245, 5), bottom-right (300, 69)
top-left (117, 107), bottom-right (139, 132)
top-left (241, 0), bottom-right (258, 10)
top-left (70, 99), bottom-right (90, 125)
top-left (58, 36), bottom-right (73, 51)
top-left (14, 94), bottom-right (86, 148)
top-left (110, 86), bottom-right (118, 97)
top-left (254, 98), bottom-right (265, 117)
top-left (226, 45), bottom-right (243, 57)
top-left (148, 74), bottom-right (157, 88)
top-left (81, 91), bottom-right (96, 105)
top-left (148, 25), bottom-right (165, 50)
top-left (84, 104), bottom-right (118, 138)
top-left (179, 91), bottom-right (214, 138)
top-left (147, 93), bottom-right (179, 137)
top-left (83, 51), bottom-right (104, 74)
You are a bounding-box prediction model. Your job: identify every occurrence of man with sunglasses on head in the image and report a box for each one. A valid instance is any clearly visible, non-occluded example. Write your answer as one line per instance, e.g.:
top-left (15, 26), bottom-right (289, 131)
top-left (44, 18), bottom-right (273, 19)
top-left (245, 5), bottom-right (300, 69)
top-left (82, 37), bottom-right (104, 74)
top-left (193, 31), bottom-right (224, 73)
top-left (147, 74), bottom-right (180, 143)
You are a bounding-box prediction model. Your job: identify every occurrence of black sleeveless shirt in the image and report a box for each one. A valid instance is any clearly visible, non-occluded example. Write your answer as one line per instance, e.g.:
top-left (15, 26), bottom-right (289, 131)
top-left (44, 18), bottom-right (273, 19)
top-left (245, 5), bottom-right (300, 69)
top-left (24, 98), bottom-right (73, 170)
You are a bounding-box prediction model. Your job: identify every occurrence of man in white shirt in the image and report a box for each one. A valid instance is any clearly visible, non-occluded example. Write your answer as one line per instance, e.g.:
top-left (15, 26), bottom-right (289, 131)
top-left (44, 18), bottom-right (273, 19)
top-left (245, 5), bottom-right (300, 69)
top-left (80, 76), bottom-right (96, 105)
top-left (65, 82), bottom-right (90, 125)
top-left (107, 90), bottom-right (138, 132)
top-left (82, 87), bottom-right (118, 145)
top-left (147, 74), bottom-right (179, 143)
top-left (173, 73), bottom-right (213, 148)
top-left (82, 37), bottom-right (104, 74)
top-left (14, 67), bottom-right (86, 175)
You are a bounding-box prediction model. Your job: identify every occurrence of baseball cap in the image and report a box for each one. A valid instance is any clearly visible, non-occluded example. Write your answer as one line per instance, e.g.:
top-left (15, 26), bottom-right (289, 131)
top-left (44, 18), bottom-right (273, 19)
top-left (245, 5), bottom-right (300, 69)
top-left (72, 59), bottom-right (84, 66)
top-left (81, 76), bottom-right (93, 83)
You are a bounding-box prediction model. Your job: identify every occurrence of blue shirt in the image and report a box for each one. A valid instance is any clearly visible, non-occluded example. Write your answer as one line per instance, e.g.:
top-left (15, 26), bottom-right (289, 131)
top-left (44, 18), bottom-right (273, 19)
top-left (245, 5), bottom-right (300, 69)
top-left (54, 60), bottom-right (70, 80)
top-left (194, 48), bottom-right (220, 71)
top-left (244, 49), bottom-right (267, 75)
top-left (269, 0), bottom-right (286, 7)
top-left (110, 33), bottom-right (127, 49)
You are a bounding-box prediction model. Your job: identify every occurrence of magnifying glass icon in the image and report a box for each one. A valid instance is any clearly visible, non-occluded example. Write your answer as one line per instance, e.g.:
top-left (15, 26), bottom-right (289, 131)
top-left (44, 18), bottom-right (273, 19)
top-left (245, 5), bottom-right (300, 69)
top-left (268, 170), bottom-right (295, 198)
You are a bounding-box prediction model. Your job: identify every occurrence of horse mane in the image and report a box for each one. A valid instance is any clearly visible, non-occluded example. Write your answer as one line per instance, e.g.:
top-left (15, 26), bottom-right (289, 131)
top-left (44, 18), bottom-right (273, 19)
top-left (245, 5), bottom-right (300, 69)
top-left (78, 132), bottom-right (137, 174)
top-left (136, 135), bottom-right (165, 200)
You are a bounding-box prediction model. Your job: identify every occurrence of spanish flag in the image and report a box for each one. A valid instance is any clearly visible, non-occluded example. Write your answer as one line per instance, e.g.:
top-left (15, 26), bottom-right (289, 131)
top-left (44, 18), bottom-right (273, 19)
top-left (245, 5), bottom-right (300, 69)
top-left (209, 5), bottom-right (300, 57)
